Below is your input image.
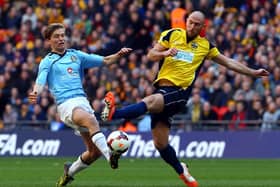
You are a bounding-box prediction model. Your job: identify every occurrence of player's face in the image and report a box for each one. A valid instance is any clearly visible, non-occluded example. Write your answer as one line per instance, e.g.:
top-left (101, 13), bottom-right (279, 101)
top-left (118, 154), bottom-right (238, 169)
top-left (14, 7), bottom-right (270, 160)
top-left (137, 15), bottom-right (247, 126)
top-left (186, 16), bottom-right (204, 38)
top-left (49, 28), bottom-right (66, 54)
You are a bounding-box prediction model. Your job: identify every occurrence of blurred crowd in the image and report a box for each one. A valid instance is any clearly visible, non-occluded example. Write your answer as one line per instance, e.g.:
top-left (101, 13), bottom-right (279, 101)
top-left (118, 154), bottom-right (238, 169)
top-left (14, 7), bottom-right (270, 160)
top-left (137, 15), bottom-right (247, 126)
top-left (0, 0), bottom-right (280, 132)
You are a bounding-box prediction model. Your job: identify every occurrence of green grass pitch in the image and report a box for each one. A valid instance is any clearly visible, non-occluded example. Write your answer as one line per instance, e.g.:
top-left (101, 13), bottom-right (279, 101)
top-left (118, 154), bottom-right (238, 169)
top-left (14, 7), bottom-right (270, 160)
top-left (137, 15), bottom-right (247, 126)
top-left (0, 157), bottom-right (279, 187)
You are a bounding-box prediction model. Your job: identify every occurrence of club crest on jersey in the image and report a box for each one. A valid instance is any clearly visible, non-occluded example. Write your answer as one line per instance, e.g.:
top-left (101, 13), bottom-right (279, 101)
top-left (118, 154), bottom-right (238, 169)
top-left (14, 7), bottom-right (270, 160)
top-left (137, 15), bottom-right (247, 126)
top-left (71, 55), bottom-right (77, 61)
top-left (191, 42), bottom-right (198, 49)
top-left (66, 67), bottom-right (79, 77)
top-left (67, 67), bottom-right (73, 74)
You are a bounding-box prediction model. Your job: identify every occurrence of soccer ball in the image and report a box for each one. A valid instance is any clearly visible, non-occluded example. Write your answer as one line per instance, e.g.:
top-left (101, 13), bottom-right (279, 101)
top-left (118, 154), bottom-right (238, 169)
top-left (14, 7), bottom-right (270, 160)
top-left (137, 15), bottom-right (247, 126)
top-left (107, 130), bottom-right (130, 153)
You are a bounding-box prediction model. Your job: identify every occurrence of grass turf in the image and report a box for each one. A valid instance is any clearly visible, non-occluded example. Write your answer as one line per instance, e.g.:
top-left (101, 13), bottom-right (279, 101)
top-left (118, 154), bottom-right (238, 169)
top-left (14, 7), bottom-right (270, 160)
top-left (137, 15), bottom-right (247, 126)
top-left (0, 157), bottom-right (279, 187)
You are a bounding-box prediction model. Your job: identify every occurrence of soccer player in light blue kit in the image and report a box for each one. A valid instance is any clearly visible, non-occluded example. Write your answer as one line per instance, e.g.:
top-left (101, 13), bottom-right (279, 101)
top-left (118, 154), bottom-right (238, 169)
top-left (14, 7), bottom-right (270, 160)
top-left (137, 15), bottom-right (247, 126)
top-left (28, 23), bottom-right (132, 187)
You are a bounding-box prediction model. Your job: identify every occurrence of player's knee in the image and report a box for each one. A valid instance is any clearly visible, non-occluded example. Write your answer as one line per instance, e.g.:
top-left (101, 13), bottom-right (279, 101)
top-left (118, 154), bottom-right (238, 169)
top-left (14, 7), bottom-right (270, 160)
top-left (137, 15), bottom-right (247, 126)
top-left (153, 139), bottom-right (168, 150)
top-left (72, 108), bottom-right (86, 122)
top-left (72, 108), bottom-right (97, 126)
top-left (143, 94), bottom-right (164, 112)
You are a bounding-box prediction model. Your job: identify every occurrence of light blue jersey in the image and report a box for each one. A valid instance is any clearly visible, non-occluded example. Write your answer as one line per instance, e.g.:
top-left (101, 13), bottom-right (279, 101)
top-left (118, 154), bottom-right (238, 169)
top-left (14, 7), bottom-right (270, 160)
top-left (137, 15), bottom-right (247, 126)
top-left (35, 49), bottom-right (104, 105)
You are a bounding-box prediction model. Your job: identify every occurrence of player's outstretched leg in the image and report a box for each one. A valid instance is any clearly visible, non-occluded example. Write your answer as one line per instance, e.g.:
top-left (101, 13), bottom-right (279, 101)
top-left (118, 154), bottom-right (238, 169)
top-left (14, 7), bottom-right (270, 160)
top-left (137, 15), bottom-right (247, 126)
top-left (101, 91), bottom-right (116, 121)
top-left (179, 162), bottom-right (199, 187)
top-left (56, 162), bottom-right (74, 187)
top-left (109, 151), bottom-right (121, 169)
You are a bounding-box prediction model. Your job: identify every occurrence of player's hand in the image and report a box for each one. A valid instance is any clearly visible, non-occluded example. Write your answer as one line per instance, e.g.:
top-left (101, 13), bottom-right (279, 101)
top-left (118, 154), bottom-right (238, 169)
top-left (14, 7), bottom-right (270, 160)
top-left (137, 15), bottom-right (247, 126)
top-left (28, 91), bottom-right (38, 104)
top-left (253, 69), bottom-right (270, 77)
top-left (117, 47), bottom-right (133, 57)
top-left (165, 48), bottom-right (178, 57)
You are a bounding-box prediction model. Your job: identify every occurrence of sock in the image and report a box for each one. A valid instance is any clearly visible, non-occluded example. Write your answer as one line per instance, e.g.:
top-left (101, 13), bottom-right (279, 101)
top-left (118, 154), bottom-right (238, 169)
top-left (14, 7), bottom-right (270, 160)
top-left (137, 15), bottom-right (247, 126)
top-left (68, 156), bottom-right (89, 177)
top-left (113, 101), bottom-right (147, 119)
top-left (159, 144), bottom-right (183, 174)
top-left (91, 132), bottom-right (110, 161)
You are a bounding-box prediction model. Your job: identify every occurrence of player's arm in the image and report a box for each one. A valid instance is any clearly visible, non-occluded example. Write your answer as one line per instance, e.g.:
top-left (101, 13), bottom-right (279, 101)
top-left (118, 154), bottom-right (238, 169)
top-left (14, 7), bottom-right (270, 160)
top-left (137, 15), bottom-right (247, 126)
top-left (147, 43), bottom-right (178, 62)
top-left (103, 47), bottom-right (132, 65)
top-left (28, 61), bottom-right (48, 104)
top-left (212, 53), bottom-right (269, 77)
top-left (28, 84), bottom-right (44, 104)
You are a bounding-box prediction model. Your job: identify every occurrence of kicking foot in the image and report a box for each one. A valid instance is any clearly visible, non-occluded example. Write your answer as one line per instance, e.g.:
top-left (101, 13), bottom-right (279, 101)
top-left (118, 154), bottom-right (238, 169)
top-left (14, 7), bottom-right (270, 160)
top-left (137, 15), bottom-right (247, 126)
top-left (109, 151), bottom-right (121, 169)
top-left (56, 162), bottom-right (74, 187)
top-left (101, 91), bottom-right (116, 121)
top-left (179, 162), bottom-right (198, 187)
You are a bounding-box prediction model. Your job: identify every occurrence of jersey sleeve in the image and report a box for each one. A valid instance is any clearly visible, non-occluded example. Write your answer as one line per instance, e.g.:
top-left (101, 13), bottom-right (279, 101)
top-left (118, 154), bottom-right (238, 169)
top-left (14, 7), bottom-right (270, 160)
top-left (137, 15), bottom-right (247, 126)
top-left (206, 42), bottom-right (220, 59)
top-left (75, 50), bottom-right (104, 68)
top-left (158, 29), bottom-right (173, 48)
top-left (35, 58), bottom-right (49, 86)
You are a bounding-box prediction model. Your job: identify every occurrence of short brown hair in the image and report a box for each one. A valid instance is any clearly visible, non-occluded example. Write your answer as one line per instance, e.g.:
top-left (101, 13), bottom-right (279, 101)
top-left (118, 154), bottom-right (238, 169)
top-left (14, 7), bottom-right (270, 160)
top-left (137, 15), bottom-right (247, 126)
top-left (43, 23), bottom-right (65, 39)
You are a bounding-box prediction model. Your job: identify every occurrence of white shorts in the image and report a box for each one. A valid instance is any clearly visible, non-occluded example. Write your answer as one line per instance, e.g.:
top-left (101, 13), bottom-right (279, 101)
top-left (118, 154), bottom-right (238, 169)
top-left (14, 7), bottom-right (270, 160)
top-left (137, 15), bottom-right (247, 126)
top-left (57, 97), bottom-right (95, 132)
